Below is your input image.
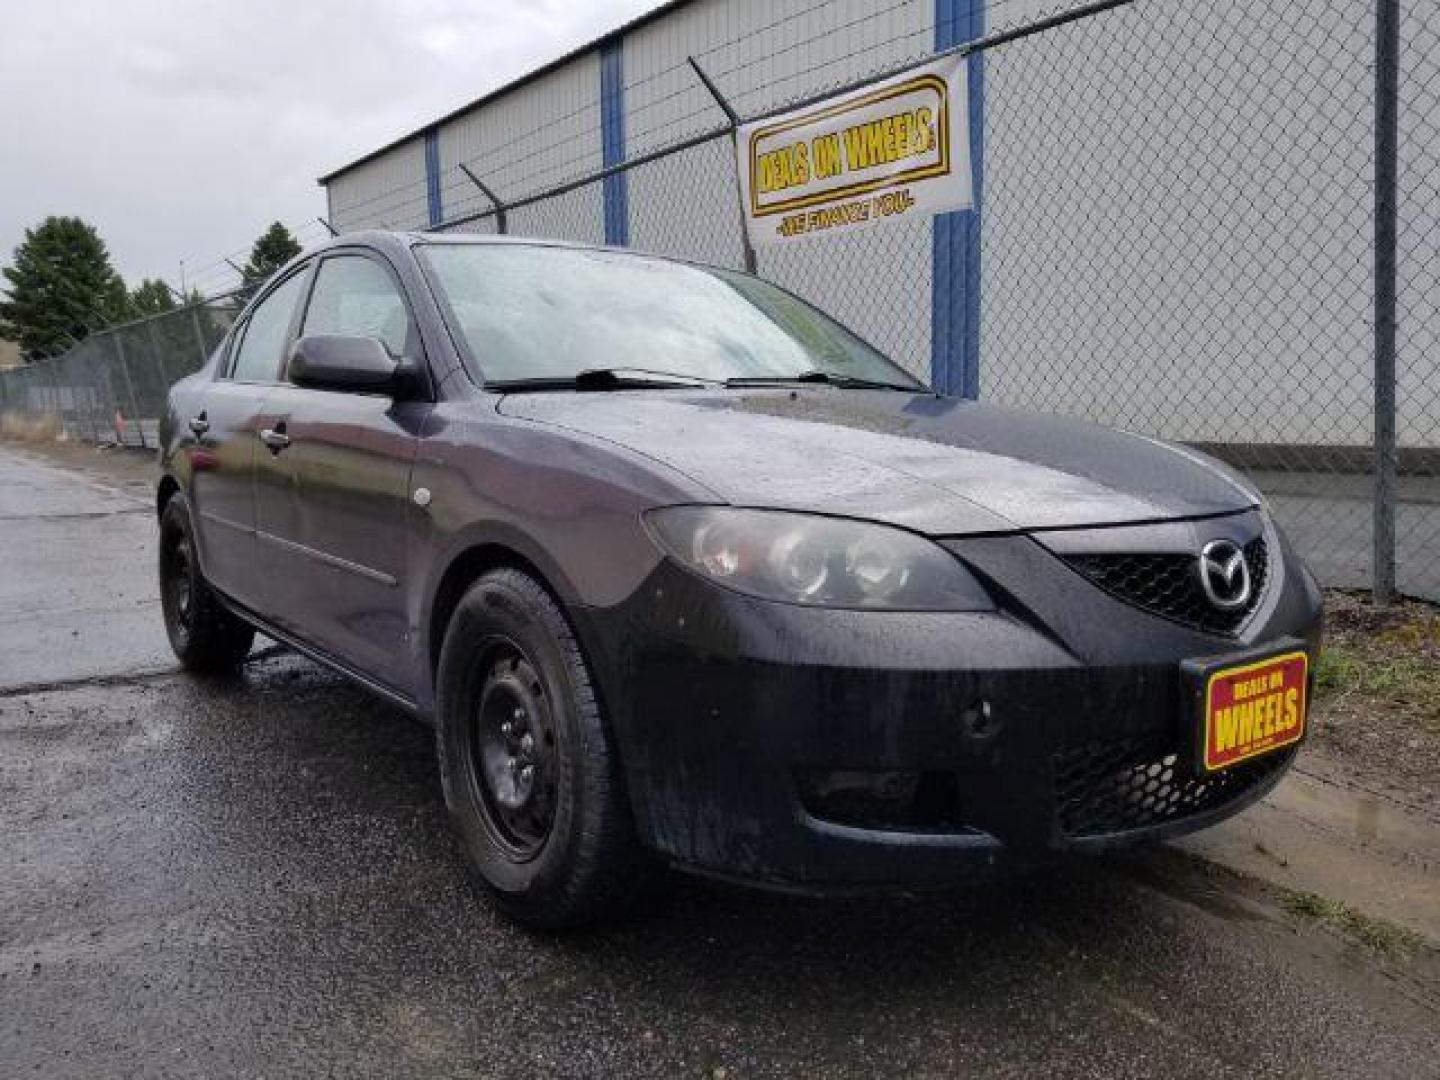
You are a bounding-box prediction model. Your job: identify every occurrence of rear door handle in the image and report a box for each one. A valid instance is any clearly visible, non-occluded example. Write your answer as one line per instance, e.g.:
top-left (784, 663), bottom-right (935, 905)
top-left (259, 426), bottom-right (291, 452)
top-left (188, 413), bottom-right (209, 436)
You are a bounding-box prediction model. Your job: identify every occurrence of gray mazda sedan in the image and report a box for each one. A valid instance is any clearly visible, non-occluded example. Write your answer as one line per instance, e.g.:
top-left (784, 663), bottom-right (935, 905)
top-left (157, 232), bottom-right (1322, 926)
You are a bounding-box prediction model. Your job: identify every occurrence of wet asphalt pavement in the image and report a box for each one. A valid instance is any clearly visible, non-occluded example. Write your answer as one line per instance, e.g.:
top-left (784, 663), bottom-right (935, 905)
top-left (2, 446), bottom-right (1437, 1078)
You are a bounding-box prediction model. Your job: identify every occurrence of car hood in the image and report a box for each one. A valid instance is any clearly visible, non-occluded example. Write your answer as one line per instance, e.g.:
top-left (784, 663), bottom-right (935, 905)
top-left (497, 389), bottom-right (1257, 535)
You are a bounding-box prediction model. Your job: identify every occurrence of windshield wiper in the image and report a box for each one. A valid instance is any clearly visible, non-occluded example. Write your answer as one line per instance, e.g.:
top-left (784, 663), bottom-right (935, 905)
top-left (488, 367), bottom-right (921, 393)
top-left (488, 367), bottom-right (724, 392)
top-left (724, 370), bottom-right (921, 392)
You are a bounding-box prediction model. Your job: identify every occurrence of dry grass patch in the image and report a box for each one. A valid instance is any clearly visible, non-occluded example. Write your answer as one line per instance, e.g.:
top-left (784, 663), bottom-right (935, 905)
top-left (1280, 887), bottom-right (1428, 959)
top-left (0, 411), bottom-right (62, 442)
top-left (1317, 591), bottom-right (1440, 737)
top-left (1310, 590), bottom-right (1440, 810)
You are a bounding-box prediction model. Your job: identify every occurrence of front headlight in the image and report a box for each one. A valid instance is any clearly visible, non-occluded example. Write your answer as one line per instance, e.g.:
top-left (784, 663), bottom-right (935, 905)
top-left (643, 507), bottom-right (993, 611)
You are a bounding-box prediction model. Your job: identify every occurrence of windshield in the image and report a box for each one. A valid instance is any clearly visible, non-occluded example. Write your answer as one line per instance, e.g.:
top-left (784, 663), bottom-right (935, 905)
top-left (418, 242), bottom-right (923, 389)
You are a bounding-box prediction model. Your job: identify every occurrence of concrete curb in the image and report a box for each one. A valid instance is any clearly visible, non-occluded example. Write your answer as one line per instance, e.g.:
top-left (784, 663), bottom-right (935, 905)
top-left (1177, 746), bottom-right (1440, 946)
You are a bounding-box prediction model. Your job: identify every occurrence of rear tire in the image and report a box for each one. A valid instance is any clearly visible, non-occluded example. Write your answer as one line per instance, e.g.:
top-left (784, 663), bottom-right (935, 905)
top-left (158, 493), bottom-right (255, 672)
top-left (436, 568), bottom-right (655, 928)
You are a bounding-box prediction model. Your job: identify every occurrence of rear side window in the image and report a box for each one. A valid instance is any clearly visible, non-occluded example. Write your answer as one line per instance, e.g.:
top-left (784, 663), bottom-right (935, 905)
top-left (301, 255), bottom-right (411, 357)
top-left (229, 272), bottom-right (307, 382)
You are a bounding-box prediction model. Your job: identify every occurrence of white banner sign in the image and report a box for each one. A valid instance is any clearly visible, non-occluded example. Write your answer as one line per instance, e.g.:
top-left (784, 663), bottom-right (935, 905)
top-left (736, 54), bottom-right (972, 248)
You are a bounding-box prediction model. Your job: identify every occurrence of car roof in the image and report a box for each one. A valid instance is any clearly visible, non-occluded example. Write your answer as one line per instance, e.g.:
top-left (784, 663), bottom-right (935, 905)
top-left (285, 230), bottom-right (724, 281)
top-left (314, 230), bottom-right (631, 257)
top-left (250, 231), bottom-right (720, 316)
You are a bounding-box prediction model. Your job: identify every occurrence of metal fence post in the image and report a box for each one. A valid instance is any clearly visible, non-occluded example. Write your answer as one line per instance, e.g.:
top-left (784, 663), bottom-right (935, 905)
top-left (687, 56), bottom-right (757, 274)
top-left (458, 164), bottom-right (509, 234)
top-left (1374, 0), bottom-right (1400, 604)
top-left (147, 317), bottom-right (173, 390)
top-left (41, 359), bottom-right (63, 436)
top-left (112, 332), bottom-right (148, 450)
top-left (189, 305), bottom-right (212, 366)
top-left (78, 346), bottom-right (102, 443)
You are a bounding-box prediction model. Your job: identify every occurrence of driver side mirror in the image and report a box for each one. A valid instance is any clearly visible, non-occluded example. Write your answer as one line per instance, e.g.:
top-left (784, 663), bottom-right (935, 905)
top-left (288, 334), bottom-right (403, 394)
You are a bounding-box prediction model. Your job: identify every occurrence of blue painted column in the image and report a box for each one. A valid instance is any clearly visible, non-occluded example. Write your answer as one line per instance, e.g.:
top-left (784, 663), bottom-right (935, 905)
top-left (931, 0), bottom-right (985, 397)
top-left (424, 127), bottom-right (443, 228)
top-left (599, 39), bottom-right (629, 246)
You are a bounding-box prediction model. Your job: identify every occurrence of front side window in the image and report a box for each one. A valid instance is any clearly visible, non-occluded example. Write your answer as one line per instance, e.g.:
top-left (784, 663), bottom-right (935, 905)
top-left (301, 255), bottom-right (411, 358)
top-left (418, 243), bottom-right (921, 388)
top-left (229, 271), bottom-right (307, 383)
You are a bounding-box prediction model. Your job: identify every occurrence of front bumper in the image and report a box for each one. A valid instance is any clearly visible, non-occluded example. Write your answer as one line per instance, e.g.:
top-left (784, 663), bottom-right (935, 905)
top-left (572, 517), bottom-right (1323, 891)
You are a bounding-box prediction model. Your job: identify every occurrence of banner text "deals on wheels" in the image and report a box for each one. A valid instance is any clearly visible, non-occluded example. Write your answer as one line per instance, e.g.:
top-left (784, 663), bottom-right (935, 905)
top-left (737, 55), bottom-right (973, 248)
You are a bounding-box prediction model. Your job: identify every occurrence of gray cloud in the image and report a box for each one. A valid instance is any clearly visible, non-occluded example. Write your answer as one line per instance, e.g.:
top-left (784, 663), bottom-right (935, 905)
top-left (0, 0), bottom-right (662, 296)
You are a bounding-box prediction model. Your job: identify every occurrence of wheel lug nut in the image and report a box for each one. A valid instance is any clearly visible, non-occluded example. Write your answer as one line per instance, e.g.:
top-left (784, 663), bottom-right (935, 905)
top-left (520, 765), bottom-right (534, 783)
top-left (521, 734), bottom-right (534, 753)
top-left (513, 707), bottom-right (526, 722)
top-left (501, 722), bottom-right (514, 737)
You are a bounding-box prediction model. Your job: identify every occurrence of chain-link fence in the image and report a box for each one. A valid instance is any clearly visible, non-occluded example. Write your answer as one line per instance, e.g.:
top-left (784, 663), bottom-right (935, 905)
top-left (0, 298), bottom-right (237, 449)
top-left (1398, 0), bottom-right (1440, 601)
top-left (1, 0), bottom-right (1435, 603)
top-left (435, 0), bottom-right (1438, 604)
top-left (978, 0), bottom-right (1386, 597)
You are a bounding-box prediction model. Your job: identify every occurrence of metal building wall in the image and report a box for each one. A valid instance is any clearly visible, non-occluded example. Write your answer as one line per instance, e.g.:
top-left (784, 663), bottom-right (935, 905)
top-left (326, 139), bottom-right (430, 233)
top-left (317, 0), bottom-right (1428, 443)
top-left (321, 0), bottom-right (951, 380)
top-left (624, 0), bottom-right (941, 379)
top-left (621, 2), bottom-right (746, 268)
top-left (624, 0), bottom-right (932, 141)
top-left (437, 53), bottom-right (605, 243)
top-left (976, 0), bottom-right (1383, 447)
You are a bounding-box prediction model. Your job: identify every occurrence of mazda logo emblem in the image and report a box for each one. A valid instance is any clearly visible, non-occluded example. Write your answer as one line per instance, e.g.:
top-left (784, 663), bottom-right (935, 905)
top-left (1198, 540), bottom-right (1252, 610)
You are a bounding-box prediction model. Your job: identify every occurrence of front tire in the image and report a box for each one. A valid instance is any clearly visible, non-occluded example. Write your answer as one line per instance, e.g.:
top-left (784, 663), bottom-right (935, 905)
top-left (158, 493), bottom-right (255, 672)
top-left (436, 568), bottom-right (654, 928)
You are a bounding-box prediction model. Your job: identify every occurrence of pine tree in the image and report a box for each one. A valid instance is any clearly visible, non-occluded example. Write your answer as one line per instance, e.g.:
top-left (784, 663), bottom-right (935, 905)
top-left (0, 217), bottom-right (131, 359)
top-left (240, 222), bottom-right (303, 291)
top-left (130, 278), bottom-right (177, 316)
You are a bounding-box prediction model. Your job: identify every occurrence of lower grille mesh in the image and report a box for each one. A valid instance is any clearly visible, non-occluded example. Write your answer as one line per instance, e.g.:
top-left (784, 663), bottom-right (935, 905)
top-left (1054, 734), bottom-right (1291, 838)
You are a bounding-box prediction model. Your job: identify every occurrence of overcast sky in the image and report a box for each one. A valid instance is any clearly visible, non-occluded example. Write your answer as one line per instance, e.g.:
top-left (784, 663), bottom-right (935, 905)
top-left (0, 0), bottom-right (663, 297)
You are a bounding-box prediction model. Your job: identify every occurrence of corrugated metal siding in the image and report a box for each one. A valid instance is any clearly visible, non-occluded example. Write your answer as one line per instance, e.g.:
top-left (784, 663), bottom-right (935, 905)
top-left (627, 134), bottom-right (748, 269)
top-left (437, 53), bottom-right (604, 244)
top-left (624, 0), bottom-right (938, 377)
top-left (977, 0), bottom-right (1377, 444)
top-left (620, 2), bottom-right (745, 270)
top-left (327, 139), bottom-right (430, 233)
top-left (625, 0), bottom-right (933, 149)
top-left (308, 0), bottom-right (1437, 454)
top-left (324, 0), bottom-right (943, 378)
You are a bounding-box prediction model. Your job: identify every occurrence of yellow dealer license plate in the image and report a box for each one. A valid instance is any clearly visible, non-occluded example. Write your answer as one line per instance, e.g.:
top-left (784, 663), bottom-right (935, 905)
top-left (1192, 649), bottom-right (1309, 774)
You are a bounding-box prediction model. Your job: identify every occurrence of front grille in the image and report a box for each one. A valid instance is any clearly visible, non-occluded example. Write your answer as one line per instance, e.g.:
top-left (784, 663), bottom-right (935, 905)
top-left (1054, 733), bottom-right (1292, 839)
top-left (1064, 535), bottom-right (1268, 635)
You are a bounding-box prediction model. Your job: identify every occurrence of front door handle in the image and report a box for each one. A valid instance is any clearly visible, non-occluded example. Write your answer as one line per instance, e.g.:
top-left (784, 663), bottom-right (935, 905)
top-left (188, 413), bottom-right (209, 436)
top-left (259, 426), bottom-right (291, 453)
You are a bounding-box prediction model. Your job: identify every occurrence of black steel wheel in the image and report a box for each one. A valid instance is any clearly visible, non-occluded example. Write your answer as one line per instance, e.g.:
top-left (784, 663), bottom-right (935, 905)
top-left (160, 519), bottom-right (196, 637)
top-left (436, 568), bottom-right (657, 928)
top-left (470, 646), bottom-right (558, 858)
top-left (158, 492), bottom-right (255, 672)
